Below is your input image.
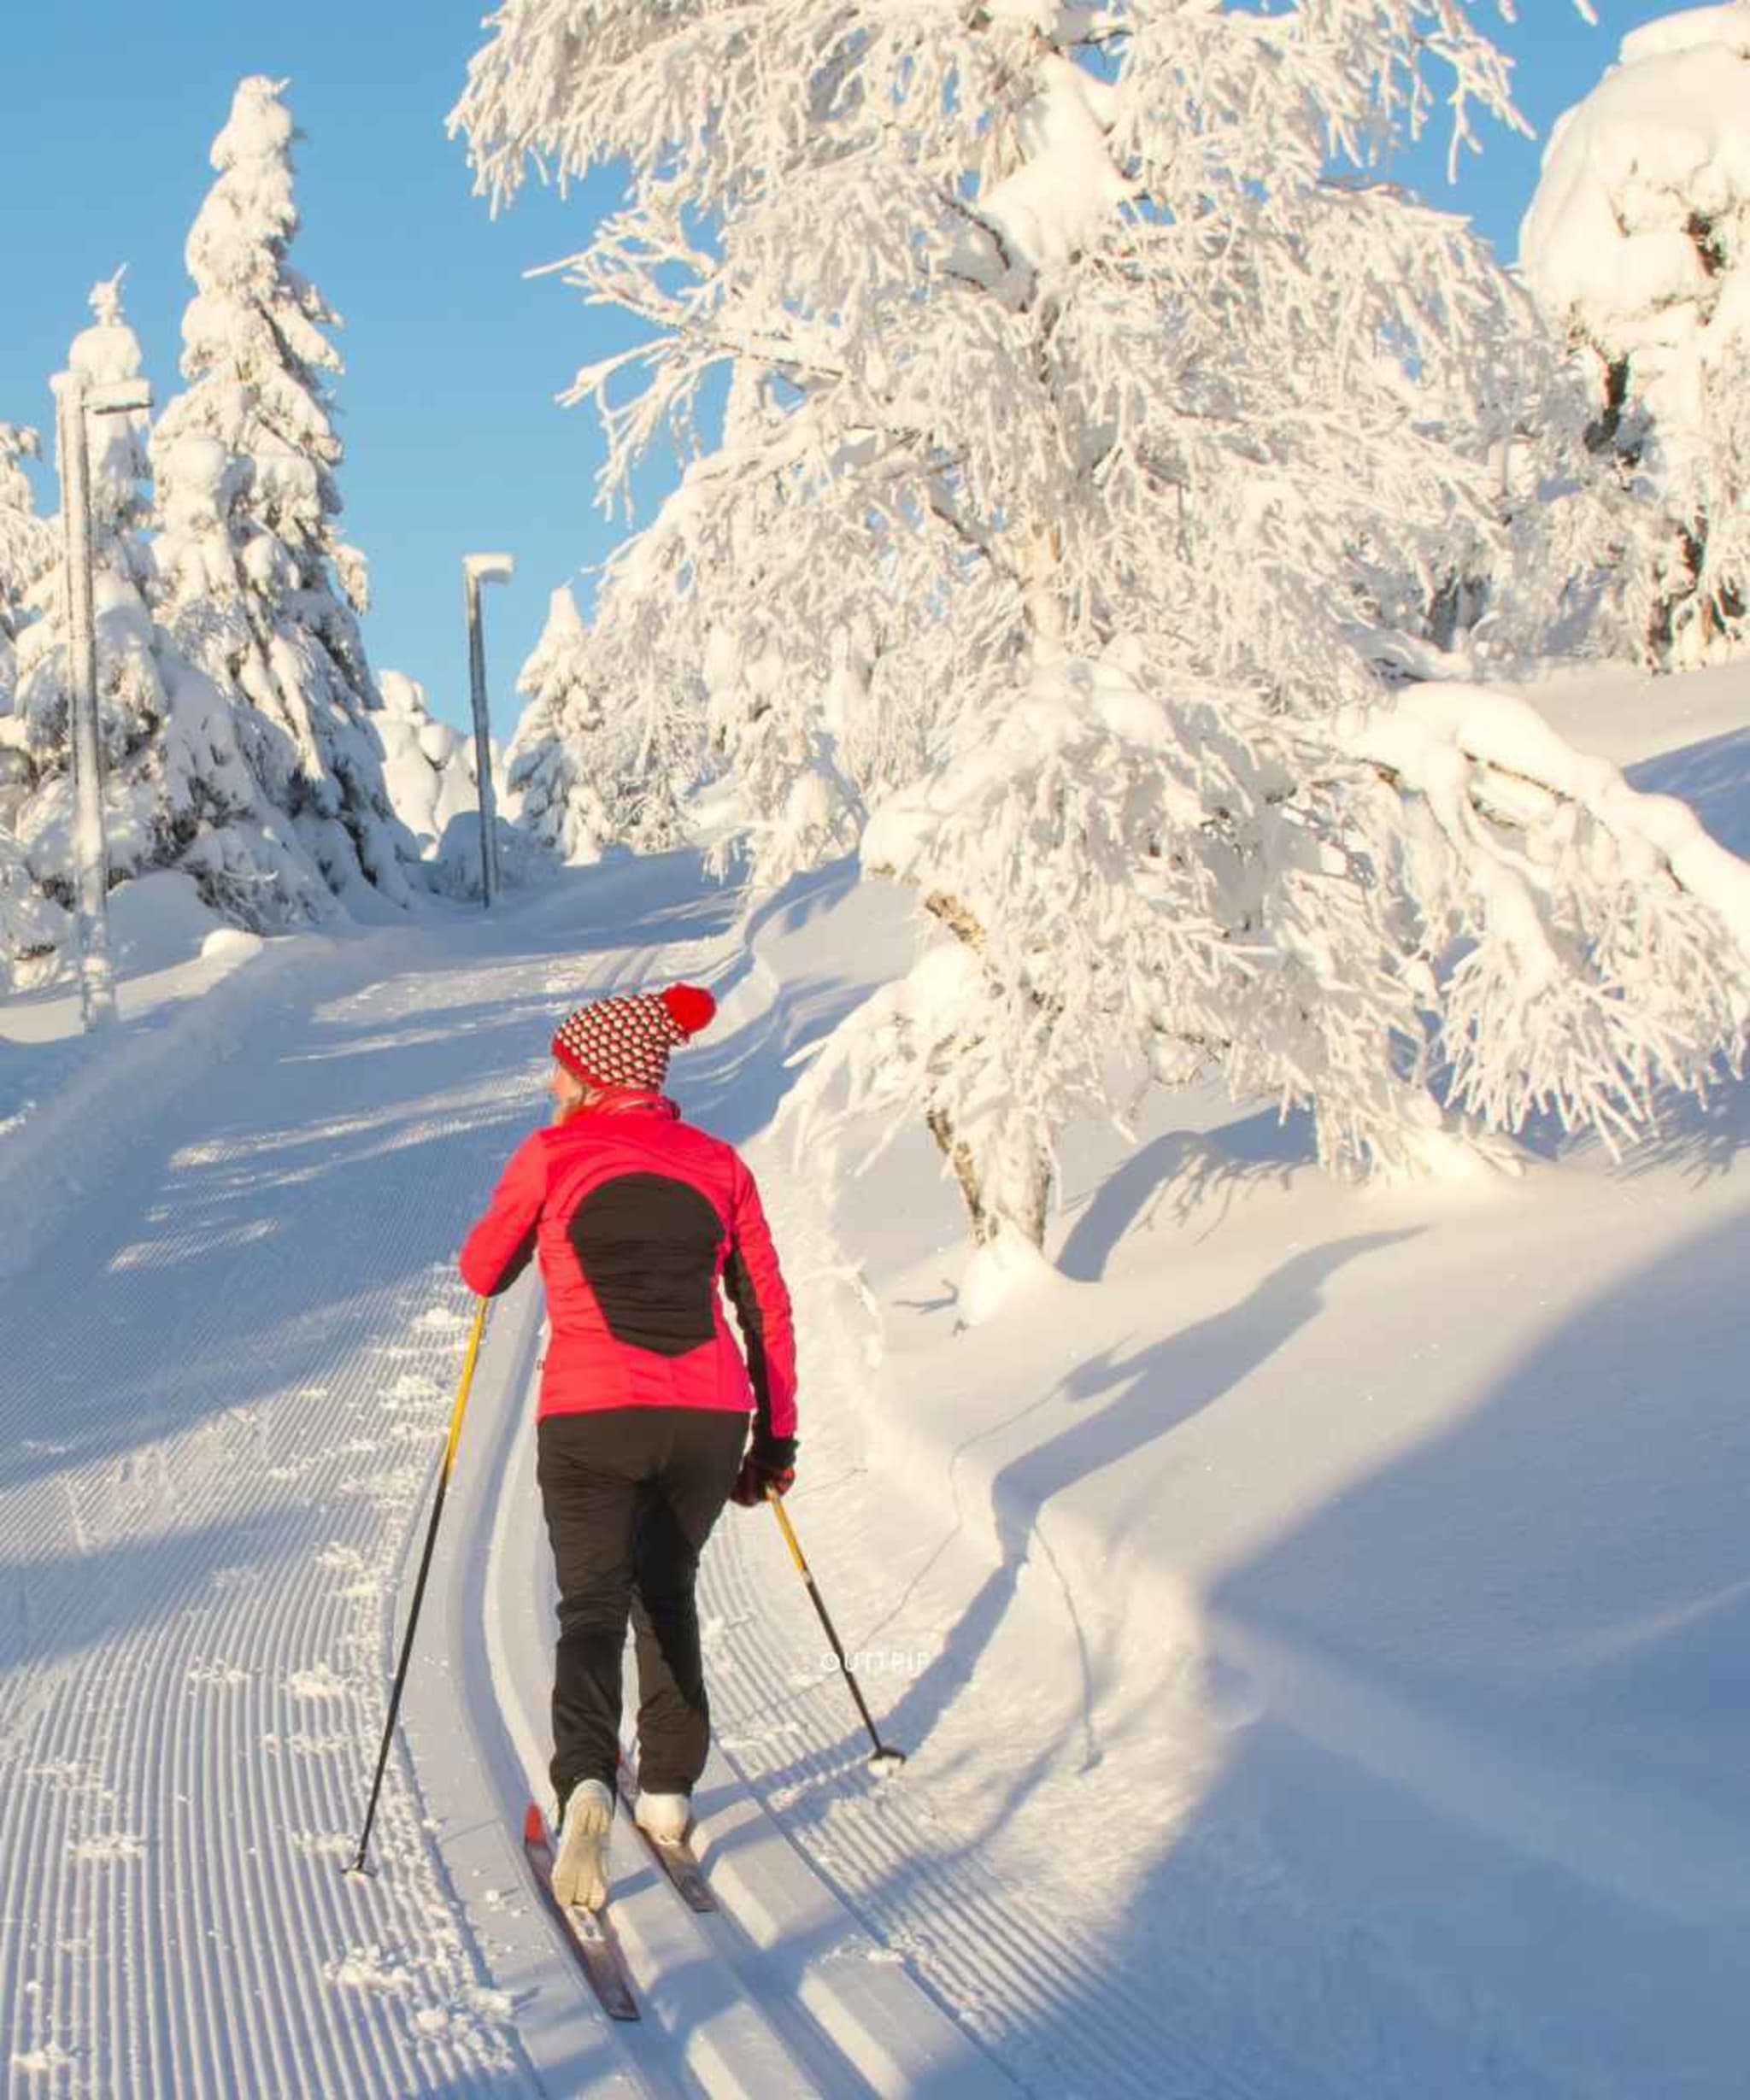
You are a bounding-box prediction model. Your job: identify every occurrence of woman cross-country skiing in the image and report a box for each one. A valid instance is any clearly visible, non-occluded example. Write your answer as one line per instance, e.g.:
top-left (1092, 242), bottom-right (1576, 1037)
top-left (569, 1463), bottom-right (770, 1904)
top-left (459, 982), bottom-right (797, 1911)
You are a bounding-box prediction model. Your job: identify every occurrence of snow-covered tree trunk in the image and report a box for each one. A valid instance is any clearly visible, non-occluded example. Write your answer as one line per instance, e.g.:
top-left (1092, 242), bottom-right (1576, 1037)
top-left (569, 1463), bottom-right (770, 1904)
top-left (457, 0), bottom-right (1747, 1252)
top-left (150, 75), bottom-right (414, 913)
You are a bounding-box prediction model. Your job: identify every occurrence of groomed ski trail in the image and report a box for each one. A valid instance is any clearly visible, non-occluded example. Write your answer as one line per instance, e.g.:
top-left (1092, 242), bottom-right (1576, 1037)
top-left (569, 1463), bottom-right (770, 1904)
top-left (0, 858), bottom-right (1043, 2097)
top-left (0, 862), bottom-right (728, 2096)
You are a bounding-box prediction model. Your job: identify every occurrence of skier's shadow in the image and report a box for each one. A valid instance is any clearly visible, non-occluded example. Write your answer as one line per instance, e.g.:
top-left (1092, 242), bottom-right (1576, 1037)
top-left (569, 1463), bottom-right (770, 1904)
top-left (877, 1231), bottom-right (1418, 1763)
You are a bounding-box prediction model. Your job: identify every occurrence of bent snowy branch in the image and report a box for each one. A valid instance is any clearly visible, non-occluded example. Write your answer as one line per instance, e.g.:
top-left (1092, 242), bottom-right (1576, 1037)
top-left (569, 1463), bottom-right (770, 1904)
top-left (1344, 682), bottom-right (1750, 1141)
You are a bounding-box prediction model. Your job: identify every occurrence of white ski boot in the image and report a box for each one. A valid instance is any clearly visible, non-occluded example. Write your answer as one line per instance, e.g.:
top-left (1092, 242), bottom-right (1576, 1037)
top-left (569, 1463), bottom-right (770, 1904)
top-left (633, 1789), bottom-right (690, 1846)
top-left (552, 1779), bottom-right (614, 1910)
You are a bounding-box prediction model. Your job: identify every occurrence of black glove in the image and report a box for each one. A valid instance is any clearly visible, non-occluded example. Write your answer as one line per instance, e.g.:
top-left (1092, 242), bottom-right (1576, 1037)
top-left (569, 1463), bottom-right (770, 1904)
top-left (731, 1432), bottom-right (796, 1506)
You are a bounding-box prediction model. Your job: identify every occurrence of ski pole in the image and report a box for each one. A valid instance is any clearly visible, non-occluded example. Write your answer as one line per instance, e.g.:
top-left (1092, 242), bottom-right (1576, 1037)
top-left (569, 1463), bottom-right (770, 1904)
top-left (766, 1487), bottom-right (906, 1775)
top-left (346, 1296), bottom-right (490, 1874)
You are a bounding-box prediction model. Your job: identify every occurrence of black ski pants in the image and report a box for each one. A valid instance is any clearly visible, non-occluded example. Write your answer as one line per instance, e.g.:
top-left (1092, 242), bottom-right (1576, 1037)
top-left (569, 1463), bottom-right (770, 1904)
top-left (536, 1405), bottom-right (747, 1810)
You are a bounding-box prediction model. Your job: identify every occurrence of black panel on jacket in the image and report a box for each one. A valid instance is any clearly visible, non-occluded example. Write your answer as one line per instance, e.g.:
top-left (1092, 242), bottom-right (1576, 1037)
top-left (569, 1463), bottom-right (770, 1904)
top-left (722, 1246), bottom-right (772, 1424)
top-left (485, 1223), bottom-right (538, 1298)
top-left (567, 1172), bottom-right (724, 1357)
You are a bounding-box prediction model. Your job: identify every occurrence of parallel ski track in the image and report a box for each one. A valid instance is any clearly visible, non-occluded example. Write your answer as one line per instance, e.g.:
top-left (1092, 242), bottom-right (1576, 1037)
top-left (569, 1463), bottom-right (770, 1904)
top-left (700, 1517), bottom-right (1265, 2100)
top-left (688, 975), bottom-right (1266, 2100)
top-left (475, 1344), bottom-right (900, 2100)
top-left (0, 924), bottom-right (591, 2097)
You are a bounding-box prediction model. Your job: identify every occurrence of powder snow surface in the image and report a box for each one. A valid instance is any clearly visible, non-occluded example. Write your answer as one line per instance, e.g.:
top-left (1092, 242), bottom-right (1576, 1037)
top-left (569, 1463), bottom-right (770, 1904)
top-left (1, 663), bottom-right (1747, 2095)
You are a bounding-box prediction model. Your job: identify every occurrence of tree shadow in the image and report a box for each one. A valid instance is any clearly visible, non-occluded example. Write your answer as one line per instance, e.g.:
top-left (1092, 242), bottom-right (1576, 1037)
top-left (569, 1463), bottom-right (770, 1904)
top-left (0, 958), bottom-right (561, 1503)
top-left (1628, 724), bottom-right (1750, 859)
top-left (755, 1205), bottom-right (1750, 2097)
top-left (0, 1512), bottom-right (288, 1717)
top-left (1123, 1200), bottom-right (1750, 2097)
top-left (866, 1234), bottom-right (1417, 1769)
top-left (1058, 1106), bottom-right (1314, 1282)
top-left (1610, 1071), bottom-right (1750, 1185)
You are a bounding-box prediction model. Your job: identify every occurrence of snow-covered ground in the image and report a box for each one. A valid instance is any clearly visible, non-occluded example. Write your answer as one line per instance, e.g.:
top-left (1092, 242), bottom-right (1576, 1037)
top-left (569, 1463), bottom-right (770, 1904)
top-left (1, 660), bottom-right (1747, 2096)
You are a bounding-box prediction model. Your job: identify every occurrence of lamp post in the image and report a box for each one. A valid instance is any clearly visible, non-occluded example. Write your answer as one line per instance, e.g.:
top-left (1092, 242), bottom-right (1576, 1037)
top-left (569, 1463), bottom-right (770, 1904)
top-left (462, 552), bottom-right (514, 909)
top-left (51, 367), bottom-right (152, 1033)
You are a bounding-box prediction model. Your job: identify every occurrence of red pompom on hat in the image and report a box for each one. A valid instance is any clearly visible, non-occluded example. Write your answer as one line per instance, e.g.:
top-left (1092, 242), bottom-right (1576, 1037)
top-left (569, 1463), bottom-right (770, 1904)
top-left (552, 982), bottom-right (717, 1093)
top-left (661, 983), bottom-right (716, 1036)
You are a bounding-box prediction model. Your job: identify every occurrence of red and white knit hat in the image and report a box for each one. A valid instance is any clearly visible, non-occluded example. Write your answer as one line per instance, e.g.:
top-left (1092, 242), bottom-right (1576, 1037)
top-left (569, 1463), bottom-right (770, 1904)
top-left (550, 983), bottom-right (717, 1093)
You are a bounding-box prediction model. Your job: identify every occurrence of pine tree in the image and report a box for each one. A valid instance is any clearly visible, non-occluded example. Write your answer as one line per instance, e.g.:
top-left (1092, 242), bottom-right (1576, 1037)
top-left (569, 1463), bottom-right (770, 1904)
top-left (150, 74), bottom-right (413, 910)
top-left (506, 583), bottom-right (684, 864)
top-left (376, 671), bottom-right (479, 853)
top-left (458, 0), bottom-right (1750, 1251)
top-left (1522, 5), bottom-right (1750, 666)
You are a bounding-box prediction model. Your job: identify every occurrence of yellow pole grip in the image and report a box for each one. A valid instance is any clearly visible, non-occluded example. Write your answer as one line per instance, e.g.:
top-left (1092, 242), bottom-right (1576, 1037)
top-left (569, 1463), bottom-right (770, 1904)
top-left (441, 1298), bottom-right (490, 1481)
top-left (766, 1484), bottom-right (809, 1575)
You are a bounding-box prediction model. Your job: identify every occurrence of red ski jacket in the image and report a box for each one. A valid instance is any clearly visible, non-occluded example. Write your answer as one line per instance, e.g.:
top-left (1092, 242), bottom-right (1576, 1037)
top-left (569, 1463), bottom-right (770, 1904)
top-left (458, 1089), bottom-right (797, 1438)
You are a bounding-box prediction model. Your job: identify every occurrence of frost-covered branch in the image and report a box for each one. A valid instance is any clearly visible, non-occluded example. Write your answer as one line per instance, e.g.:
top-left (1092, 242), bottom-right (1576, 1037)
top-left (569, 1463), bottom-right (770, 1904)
top-left (1346, 682), bottom-right (1750, 1139)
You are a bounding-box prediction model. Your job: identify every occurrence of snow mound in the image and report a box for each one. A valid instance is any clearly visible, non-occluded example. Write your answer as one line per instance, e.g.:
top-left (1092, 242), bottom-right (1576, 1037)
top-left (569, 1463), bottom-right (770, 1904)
top-left (960, 1220), bottom-right (1078, 1326)
top-left (109, 871), bottom-right (226, 974)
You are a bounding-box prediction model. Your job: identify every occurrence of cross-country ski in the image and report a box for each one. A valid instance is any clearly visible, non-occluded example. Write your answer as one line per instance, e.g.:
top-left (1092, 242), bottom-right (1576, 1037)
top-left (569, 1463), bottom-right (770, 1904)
top-left (620, 1763), bottom-right (718, 1915)
top-left (520, 1803), bottom-right (640, 2022)
top-left (6, 6), bottom-right (1750, 2096)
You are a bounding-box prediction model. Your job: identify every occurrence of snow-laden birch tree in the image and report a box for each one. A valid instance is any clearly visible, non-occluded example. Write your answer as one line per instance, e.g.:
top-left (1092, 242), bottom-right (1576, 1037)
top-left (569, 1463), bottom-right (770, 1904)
top-left (506, 582), bottom-right (686, 863)
top-left (151, 74), bottom-right (413, 912)
top-left (1522, 3), bottom-right (1750, 670)
top-left (457, 0), bottom-right (1750, 1251)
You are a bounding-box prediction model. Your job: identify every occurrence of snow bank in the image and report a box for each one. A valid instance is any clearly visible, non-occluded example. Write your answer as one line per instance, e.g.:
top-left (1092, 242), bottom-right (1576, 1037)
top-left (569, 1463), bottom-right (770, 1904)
top-left (0, 920), bottom-right (415, 1287)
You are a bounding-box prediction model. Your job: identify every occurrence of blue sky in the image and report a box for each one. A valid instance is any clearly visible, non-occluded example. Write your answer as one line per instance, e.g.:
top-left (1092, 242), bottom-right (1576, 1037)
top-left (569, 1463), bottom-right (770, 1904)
top-left (0, 3), bottom-right (1677, 733)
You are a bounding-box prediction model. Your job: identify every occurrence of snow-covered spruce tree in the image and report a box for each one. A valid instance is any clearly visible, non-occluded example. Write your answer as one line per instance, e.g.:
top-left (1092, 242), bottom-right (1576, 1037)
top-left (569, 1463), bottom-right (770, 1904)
top-left (374, 667), bottom-right (542, 896)
top-left (3, 277), bottom-right (331, 971)
top-left (0, 419), bottom-right (62, 981)
top-left (150, 74), bottom-right (414, 912)
top-left (1522, 3), bottom-right (1750, 667)
top-left (0, 421), bottom-right (53, 711)
top-left (506, 583), bottom-right (686, 864)
top-left (376, 670), bottom-right (483, 855)
top-left (457, 1), bottom-right (1750, 1251)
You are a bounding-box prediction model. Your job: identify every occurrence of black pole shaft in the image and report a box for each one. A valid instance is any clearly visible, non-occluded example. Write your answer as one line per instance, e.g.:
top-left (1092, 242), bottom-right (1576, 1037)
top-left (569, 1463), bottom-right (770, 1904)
top-left (347, 1296), bottom-right (488, 1874)
top-left (767, 1488), bottom-right (900, 1762)
top-left (800, 1567), bottom-right (887, 1754)
top-left (348, 1465), bottom-right (455, 1874)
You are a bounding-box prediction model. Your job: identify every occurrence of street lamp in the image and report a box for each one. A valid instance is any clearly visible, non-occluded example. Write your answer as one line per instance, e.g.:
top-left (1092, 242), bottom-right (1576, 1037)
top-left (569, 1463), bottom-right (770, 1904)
top-left (462, 552), bottom-right (514, 909)
top-left (51, 367), bottom-right (152, 1033)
